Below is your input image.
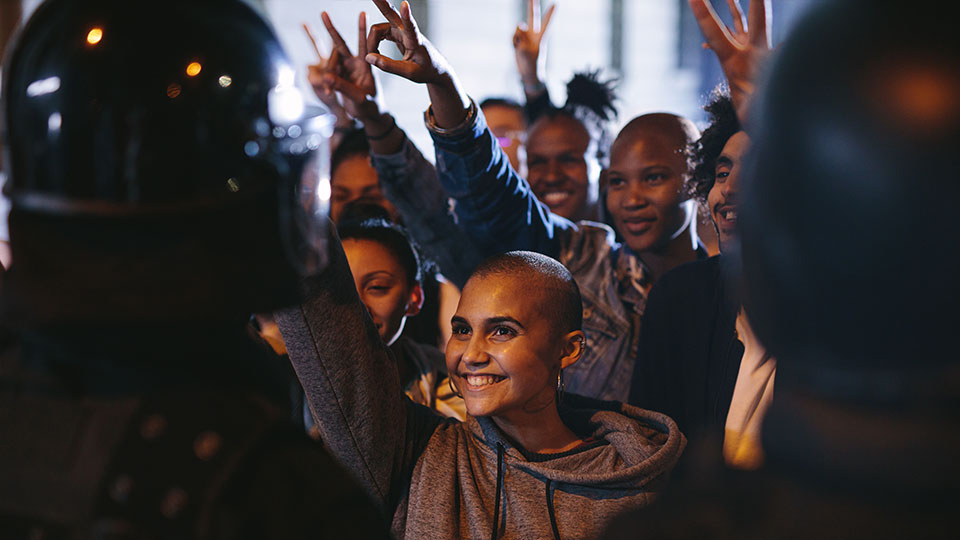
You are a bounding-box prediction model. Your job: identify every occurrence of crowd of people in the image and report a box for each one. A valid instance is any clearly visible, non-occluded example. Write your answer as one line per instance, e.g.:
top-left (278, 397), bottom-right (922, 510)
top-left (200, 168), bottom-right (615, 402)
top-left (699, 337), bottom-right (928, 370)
top-left (0, 0), bottom-right (957, 538)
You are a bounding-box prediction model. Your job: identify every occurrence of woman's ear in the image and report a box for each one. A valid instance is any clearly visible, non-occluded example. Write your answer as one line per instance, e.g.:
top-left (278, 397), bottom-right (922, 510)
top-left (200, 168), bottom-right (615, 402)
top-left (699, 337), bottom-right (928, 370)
top-left (405, 283), bottom-right (424, 317)
top-left (560, 330), bottom-right (586, 369)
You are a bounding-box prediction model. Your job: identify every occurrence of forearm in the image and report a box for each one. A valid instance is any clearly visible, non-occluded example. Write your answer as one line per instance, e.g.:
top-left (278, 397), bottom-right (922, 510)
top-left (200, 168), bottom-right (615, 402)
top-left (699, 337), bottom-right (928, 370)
top-left (523, 84), bottom-right (554, 125)
top-left (427, 102), bottom-right (573, 258)
top-left (274, 230), bottom-right (418, 509)
top-left (425, 72), bottom-right (470, 130)
top-left (372, 133), bottom-right (483, 288)
top-left (362, 111), bottom-right (406, 155)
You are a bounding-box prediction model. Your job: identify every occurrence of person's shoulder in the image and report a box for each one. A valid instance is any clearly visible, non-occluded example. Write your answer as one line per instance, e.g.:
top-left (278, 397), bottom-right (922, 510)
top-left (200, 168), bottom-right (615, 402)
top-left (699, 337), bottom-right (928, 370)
top-left (560, 221), bottom-right (618, 270)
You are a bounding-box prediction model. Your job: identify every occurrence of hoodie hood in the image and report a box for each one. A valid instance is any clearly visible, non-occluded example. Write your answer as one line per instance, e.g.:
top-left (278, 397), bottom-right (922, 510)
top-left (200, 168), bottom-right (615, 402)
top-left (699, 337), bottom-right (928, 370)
top-left (467, 393), bottom-right (686, 489)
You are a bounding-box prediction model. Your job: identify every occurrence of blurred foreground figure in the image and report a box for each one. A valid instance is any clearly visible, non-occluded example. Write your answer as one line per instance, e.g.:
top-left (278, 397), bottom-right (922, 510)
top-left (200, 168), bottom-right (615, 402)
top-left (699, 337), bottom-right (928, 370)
top-left (0, 0), bottom-right (385, 537)
top-left (607, 1), bottom-right (960, 537)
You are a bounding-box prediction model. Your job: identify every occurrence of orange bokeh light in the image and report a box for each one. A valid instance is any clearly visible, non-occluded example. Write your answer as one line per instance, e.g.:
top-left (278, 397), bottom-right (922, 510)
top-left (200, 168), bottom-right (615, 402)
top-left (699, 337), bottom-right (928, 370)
top-left (86, 28), bottom-right (103, 45)
top-left (186, 62), bottom-right (202, 77)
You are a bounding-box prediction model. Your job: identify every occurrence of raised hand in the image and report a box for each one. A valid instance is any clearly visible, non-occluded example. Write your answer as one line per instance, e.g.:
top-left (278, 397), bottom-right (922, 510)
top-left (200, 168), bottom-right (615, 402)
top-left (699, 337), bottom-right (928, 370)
top-left (305, 12), bottom-right (381, 122)
top-left (364, 0), bottom-right (451, 84)
top-left (513, 0), bottom-right (556, 93)
top-left (303, 22), bottom-right (350, 121)
top-left (690, 0), bottom-right (771, 124)
top-left (365, 0), bottom-right (469, 129)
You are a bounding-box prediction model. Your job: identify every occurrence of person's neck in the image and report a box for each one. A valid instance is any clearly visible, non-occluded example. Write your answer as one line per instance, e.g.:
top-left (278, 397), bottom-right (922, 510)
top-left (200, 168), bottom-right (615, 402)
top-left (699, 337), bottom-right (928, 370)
top-left (641, 220), bottom-right (700, 282)
top-left (491, 402), bottom-right (582, 454)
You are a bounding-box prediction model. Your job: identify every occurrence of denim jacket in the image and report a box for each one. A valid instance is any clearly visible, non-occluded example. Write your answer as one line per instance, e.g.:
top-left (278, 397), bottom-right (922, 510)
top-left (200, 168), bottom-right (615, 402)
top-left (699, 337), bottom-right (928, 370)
top-left (373, 101), bottom-right (649, 402)
top-left (370, 132), bottom-right (484, 289)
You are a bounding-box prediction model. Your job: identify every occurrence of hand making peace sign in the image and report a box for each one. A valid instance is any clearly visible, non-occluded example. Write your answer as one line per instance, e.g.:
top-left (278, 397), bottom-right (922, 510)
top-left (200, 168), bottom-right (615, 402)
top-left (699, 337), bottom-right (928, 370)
top-left (513, 0), bottom-right (556, 92)
top-left (304, 11), bottom-right (382, 122)
top-left (690, 0), bottom-right (771, 125)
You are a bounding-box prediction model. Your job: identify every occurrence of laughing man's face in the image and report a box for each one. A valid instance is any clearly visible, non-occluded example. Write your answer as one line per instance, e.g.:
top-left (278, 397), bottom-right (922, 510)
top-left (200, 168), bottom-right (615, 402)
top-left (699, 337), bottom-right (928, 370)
top-left (526, 115), bottom-right (597, 221)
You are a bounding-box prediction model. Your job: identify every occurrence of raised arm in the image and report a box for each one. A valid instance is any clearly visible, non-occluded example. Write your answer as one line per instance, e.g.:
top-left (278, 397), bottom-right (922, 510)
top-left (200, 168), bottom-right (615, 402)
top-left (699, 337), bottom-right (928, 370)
top-left (364, 0), bottom-right (470, 129)
top-left (364, 0), bottom-right (575, 258)
top-left (275, 227), bottom-right (442, 511)
top-left (690, 0), bottom-right (771, 125)
top-left (305, 11), bottom-right (404, 154)
top-left (309, 9), bottom-right (482, 286)
top-left (513, 0), bottom-right (557, 122)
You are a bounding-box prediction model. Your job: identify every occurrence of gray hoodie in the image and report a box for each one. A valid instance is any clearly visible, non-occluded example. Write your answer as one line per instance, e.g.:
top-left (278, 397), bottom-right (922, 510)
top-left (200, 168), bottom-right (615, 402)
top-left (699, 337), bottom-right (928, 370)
top-left (276, 240), bottom-right (685, 540)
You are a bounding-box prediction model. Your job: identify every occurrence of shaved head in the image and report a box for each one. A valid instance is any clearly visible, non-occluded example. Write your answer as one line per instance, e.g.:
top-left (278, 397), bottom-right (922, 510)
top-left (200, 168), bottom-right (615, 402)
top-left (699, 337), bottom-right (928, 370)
top-left (612, 113), bottom-right (700, 159)
top-left (470, 251), bottom-right (583, 334)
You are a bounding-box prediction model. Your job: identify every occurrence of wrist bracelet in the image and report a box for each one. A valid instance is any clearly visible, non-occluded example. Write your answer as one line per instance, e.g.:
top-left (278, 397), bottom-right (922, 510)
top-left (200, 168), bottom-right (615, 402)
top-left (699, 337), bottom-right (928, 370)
top-left (365, 115), bottom-right (396, 140)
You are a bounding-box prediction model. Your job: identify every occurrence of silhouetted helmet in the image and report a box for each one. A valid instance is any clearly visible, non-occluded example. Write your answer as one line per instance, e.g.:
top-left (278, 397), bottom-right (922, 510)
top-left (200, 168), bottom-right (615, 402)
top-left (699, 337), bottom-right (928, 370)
top-left (1, 0), bottom-right (332, 324)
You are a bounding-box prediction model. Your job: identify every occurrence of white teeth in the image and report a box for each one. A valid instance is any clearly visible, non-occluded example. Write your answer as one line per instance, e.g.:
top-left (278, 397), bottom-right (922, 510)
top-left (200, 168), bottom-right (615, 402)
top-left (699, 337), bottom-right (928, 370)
top-left (541, 192), bottom-right (570, 206)
top-left (466, 375), bottom-right (503, 387)
top-left (724, 211), bottom-right (737, 220)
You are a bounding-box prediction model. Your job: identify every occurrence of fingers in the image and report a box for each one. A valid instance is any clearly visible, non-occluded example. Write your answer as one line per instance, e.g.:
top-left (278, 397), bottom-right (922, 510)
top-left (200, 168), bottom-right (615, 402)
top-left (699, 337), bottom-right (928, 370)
top-left (322, 11), bottom-right (352, 57)
top-left (526, 0), bottom-right (535, 27)
top-left (358, 12), bottom-right (368, 58)
top-left (747, 0), bottom-right (770, 47)
top-left (325, 48), bottom-right (341, 73)
top-left (688, 0), bottom-right (735, 57)
top-left (365, 52), bottom-right (418, 81)
top-left (400, 0), bottom-right (420, 41)
top-left (324, 72), bottom-right (369, 104)
top-left (398, 1), bottom-right (424, 55)
top-left (725, 0), bottom-right (746, 35)
top-left (371, 0), bottom-right (403, 27)
top-left (303, 22), bottom-right (325, 62)
top-left (366, 22), bottom-right (396, 57)
top-left (539, 4), bottom-right (556, 37)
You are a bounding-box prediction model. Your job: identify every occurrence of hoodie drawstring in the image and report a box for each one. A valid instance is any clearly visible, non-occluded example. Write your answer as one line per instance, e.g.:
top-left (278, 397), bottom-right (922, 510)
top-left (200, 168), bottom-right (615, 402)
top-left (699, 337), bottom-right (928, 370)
top-left (545, 479), bottom-right (561, 540)
top-left (491, 442), bottom-right (505, 540)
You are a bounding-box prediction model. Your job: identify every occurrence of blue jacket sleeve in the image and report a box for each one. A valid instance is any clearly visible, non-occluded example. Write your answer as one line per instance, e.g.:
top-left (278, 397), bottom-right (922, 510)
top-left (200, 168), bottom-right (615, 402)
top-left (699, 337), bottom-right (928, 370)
top-left (426, 102), bottom-right (576, 259)
top-left (371, 132), bottom-right (483, 289)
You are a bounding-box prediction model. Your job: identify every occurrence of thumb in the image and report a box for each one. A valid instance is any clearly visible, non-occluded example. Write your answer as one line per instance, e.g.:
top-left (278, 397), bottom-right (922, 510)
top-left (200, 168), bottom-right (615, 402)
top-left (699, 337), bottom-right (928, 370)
top-left (365, 53), bottom-right (418, 82)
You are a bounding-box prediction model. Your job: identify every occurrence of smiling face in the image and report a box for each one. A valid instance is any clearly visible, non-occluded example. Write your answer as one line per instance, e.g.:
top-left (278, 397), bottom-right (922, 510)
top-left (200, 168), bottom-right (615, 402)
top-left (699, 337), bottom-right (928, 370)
top-left (446, 272), bottom-right (582, 421)
top-left (708, 131), bottom-right (750, 252)
top-left (526, 115), bottom-right (598, 221)
top-left (330, 154), bottom-right (398, 223)
top-left (343, 238), bottom-right (422, 345)
top-left (605, 116), bottom-right (695, 254)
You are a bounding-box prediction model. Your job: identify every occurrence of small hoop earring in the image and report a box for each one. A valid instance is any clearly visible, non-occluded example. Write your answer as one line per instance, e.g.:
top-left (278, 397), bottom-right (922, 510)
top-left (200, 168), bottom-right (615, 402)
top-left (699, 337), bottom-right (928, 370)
top-left (448, 376), bottom-right (463, 398)
top-left (556, 368), bottom-right (565, 405)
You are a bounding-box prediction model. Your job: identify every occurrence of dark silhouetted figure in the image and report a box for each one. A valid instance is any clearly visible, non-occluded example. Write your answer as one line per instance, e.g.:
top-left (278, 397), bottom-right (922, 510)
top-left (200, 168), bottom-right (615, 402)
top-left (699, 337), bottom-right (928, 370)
top-left (607, 1), bottom-right (960, 537)
top-left (0, 0), bottom-right (385, 538)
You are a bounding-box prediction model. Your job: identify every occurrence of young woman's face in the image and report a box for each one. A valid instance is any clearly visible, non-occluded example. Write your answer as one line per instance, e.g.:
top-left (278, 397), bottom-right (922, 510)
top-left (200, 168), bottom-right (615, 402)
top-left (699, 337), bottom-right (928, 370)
top-left (708, 131), bottom-right (750, 252)
top-left (343, 238), bottom-right (421, 345)
top-left (526, 116), bottom-right (598, 221)
top-left (330, 155), bottom-right (397, 223)
top-left (604, 131), bottom-right (690, 254)
top-left (446, 273), bottom-right (571, 421)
